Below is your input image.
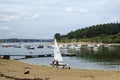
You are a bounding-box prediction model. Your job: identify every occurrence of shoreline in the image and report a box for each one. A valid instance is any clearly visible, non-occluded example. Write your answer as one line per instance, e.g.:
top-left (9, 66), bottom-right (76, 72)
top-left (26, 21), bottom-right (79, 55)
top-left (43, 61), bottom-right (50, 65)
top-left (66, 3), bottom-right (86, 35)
top-left (19, 59), bottom-right (119, 72)
top-left (59, 41), bottom-right (120, 45)
top-left (0, 58), bottom-right (120, 80)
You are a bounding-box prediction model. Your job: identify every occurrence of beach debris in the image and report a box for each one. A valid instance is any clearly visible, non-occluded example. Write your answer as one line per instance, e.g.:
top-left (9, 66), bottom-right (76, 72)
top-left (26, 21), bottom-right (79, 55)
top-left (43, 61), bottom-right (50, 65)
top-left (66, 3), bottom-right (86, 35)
top-left (24, 70), bottom-right (30, 74)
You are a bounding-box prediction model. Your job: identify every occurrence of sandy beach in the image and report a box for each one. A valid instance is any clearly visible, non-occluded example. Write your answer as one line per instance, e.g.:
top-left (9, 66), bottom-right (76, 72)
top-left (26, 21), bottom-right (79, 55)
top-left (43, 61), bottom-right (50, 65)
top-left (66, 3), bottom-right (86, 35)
top-left (0, 58), bottom-right (120, 80)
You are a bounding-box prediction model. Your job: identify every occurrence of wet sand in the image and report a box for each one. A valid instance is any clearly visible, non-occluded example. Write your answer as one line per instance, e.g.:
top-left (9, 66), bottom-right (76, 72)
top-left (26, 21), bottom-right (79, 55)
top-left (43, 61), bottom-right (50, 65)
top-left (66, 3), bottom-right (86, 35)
top-left (0, 58), bottom-right (120, 80)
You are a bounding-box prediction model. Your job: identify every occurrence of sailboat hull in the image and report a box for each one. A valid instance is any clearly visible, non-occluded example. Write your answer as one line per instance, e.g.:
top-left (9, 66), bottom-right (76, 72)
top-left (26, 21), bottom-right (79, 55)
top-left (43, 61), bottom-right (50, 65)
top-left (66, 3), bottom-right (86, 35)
top-left (50, 62), bottom-right (70, 69)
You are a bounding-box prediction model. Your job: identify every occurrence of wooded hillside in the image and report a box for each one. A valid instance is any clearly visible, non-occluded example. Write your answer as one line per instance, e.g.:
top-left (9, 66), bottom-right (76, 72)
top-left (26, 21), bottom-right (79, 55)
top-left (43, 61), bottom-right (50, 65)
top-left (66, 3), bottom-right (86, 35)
top-left (55, 23), bottom-right (120, 43)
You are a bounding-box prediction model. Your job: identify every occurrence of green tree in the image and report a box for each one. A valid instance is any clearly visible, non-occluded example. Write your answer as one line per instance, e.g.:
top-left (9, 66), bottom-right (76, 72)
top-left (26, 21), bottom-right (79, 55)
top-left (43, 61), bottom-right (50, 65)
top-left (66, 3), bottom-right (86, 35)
top-left (54, 33), bottom-right (61, 41)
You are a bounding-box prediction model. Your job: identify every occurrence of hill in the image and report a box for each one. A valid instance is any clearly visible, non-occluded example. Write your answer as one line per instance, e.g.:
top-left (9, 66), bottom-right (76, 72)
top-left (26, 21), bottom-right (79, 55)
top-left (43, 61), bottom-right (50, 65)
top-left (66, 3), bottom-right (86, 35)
top-left (55, 23), bottom-right (120, 43)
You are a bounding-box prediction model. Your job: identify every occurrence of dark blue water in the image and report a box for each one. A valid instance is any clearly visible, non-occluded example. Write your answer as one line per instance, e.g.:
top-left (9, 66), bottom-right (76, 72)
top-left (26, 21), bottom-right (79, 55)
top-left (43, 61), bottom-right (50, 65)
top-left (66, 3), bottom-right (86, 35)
top-left (0, 43), bottom-right (120, 71)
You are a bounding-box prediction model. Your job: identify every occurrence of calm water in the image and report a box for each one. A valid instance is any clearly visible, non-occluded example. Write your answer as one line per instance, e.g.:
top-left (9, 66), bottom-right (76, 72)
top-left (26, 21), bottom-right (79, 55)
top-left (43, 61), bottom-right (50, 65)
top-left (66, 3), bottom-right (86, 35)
top-left (0, 43), bottom-right (120, 71)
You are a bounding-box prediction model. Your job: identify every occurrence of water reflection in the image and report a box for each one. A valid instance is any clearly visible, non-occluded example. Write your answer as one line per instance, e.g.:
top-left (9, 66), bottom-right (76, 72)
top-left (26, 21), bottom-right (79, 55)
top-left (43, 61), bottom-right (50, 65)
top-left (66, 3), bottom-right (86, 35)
top-left (69, 45), bottom-right (120, 67)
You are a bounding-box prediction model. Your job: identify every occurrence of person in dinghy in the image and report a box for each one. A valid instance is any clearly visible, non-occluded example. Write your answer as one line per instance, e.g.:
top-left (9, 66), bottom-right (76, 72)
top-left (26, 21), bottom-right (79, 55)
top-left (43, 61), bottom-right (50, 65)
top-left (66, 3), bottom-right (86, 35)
top-left (51, 60), bottom-right (59, 68)
top-left (50, 39), bottom-right (70, 69)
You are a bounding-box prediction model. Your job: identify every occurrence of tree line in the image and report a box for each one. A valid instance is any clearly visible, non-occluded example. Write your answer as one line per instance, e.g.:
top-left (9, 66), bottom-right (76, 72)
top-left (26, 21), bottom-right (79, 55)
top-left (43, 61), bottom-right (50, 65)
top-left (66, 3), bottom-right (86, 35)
top-left (55, 23), bottom-right (120, 43)
top-left (0, 38), bottom-right (53, 43)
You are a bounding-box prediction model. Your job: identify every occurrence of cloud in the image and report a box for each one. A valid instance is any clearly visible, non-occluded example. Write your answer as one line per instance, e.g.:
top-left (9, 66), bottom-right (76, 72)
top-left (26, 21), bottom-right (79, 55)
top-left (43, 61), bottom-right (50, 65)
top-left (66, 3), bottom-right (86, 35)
top-left (0, 14), bottom-right (17, 21)
top-left (32, 13), bottom-right (40, 19)
top-left (0, 0), bottom-right (120, 39)
top-left (65, 7), bottom-right (74, 12)
top-left (18, 13), bottom-right (41, 20)
top-left (0, 26), bottom-right (13, 38)
top-left (7, 32), bottom-right (19, 38)
top-left (65, 6), bottom-right (88, 14)
top-left (0, 26), bottom-right (11, 31)
top-left (99, 16), bottom-right (120, 22)
top-left (0, 12), bottom-right (41, 21)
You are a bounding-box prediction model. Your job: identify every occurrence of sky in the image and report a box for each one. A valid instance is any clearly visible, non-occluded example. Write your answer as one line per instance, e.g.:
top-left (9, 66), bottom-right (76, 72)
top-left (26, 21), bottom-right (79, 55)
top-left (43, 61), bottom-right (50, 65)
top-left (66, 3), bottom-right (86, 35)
top-left (0, 0), bottom-right (120, 39)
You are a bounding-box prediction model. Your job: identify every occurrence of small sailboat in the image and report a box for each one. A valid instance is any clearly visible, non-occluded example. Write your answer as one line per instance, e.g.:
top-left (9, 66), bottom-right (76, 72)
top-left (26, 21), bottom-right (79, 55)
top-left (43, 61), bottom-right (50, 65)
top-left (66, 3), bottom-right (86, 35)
top-left (50, 39), bottom-right (70, 69)
top-left (37, 45), bottom-right (44, 48)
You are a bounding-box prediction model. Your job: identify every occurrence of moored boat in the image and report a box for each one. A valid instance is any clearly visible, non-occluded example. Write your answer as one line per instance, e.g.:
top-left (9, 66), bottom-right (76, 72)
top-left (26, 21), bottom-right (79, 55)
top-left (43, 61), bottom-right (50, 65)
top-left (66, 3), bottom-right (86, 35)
top-left (37, 45), bottom-right (44, 48)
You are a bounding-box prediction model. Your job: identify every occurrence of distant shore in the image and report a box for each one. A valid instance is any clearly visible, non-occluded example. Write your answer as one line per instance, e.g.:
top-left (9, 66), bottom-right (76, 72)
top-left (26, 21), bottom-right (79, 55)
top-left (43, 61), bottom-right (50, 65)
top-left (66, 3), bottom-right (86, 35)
top-left (59, 41), bottom-right (120, 46)
top-left (0, 58), bottom-right (120, 80)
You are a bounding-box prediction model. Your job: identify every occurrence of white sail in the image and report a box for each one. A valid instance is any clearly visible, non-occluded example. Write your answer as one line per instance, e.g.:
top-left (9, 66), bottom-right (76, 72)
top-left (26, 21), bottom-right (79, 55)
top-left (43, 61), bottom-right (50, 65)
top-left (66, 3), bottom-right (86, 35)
top-left (54, 39), bottom-right (63, 62)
